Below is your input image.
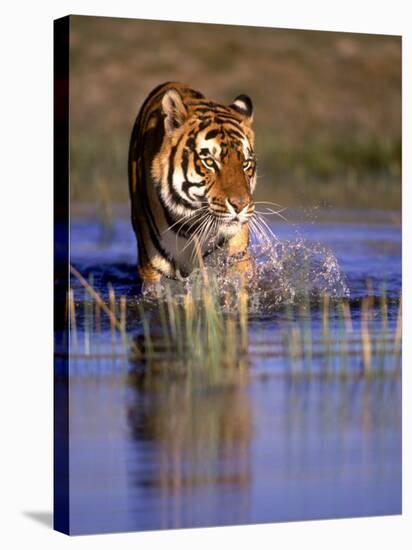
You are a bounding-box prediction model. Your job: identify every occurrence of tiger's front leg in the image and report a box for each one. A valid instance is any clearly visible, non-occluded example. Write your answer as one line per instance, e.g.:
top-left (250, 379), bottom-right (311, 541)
top-left (226, 224), bottom-right (254, 280)
top-left (138, 263), bottom-right (162, 284)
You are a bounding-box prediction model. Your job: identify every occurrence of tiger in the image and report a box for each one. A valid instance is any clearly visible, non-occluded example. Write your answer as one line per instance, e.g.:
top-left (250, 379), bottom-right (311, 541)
top-left (128, 82), bottom-right (257, 283)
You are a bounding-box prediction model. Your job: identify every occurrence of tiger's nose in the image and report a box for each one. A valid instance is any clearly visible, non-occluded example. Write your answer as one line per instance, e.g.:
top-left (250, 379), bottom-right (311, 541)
top-left (227, 197), bottom-right (250, 213)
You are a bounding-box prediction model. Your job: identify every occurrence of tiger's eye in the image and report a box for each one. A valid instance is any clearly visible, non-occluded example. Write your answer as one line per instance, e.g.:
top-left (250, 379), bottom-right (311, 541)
top-left (206, 158), bottom-right (214, 166)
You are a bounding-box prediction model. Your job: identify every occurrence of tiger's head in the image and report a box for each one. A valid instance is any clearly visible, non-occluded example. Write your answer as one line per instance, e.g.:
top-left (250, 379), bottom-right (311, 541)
top-left (153, 88), bottom-right (257, 240)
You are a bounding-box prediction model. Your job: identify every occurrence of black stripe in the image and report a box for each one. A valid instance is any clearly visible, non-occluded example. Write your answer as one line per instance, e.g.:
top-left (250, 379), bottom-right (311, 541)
top-left (138, 157), bottom-right (161, 240)
top-left (186, 136), bottom-right (196, 150)
top-left (193, 107), bottom-right (239, 121)
top-left (140, 183), bottom-right (172, 262)
top-left (135, 147), bottom-right (178, 266)
top-left (194, 101), bottom-right (237, 115)
top-left (189, 89), bottom-right (205, 99)
top-left (165, 143), bottom-right (198, 210)
top-left (192, 153), bottom-right (204, 177)
top-left (198, 118), bottom-right (213, 132)
top-left (216, 115), bottom-right (243, 124)
top-left (205, 180), bottom-right (216, 192)
top-left (205, 129), bottom-right (219, 140)
top-left (182, 149), bottom-right (206, 186)
top-left (193, 107), bottom-right (214, 114)
top-left (194, 100), bottom-right (222, 108)
top-left (186, 149), bottom-right (203, 180)
top-left (128, 82), bottom-right (173, 240)
top-left (181, 147), bottom-right (190, 178)
top-left (226, 129), bottom-right (246, 141)
top-left (182, 180), bottom-right (206, 197)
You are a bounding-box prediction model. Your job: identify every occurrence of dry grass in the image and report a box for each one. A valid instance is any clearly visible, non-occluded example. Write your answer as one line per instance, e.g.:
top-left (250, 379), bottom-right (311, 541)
top-left (67, 15), bottom-right (401, 209)
top-left (66, 264), bottom-right (401, 380)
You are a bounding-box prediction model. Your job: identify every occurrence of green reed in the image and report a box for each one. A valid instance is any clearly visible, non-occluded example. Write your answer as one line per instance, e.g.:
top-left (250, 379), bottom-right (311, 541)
top-left (68, 264), bottom-right (401, 380)
top-left (337, 300), bottom-right (349, 377)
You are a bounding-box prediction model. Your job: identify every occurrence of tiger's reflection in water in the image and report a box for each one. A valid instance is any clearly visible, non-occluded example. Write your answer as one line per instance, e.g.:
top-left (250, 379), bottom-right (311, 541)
top-left (126, 370), bottom-right (253, 529)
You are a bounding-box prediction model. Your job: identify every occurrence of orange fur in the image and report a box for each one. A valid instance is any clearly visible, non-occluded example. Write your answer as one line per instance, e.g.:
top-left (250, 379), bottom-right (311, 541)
top-left (128, 82), bottom-right (257, 282)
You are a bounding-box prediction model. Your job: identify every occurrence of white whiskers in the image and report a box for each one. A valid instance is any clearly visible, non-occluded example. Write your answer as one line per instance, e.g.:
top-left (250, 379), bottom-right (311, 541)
top-left (161, 199), bottom-right (286, 267)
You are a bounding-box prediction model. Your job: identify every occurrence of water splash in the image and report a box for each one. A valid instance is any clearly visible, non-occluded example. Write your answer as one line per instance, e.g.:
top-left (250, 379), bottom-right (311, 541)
top-left (142, 237), bottom-right (349, 314)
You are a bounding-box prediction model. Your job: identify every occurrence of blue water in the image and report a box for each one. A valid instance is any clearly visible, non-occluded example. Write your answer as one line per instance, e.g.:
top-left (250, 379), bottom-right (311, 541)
top-left (69, 209), bottom-right (401, 300)
top-left (61, 208), bottom-right (401, 534)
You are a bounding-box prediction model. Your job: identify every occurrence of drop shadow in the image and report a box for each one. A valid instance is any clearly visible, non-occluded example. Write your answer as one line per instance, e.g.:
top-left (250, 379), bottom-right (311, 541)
top-left (23, 511), bottom-right (53, 529)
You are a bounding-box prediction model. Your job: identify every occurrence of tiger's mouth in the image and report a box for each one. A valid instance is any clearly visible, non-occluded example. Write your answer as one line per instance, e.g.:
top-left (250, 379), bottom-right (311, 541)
top-left (208, 200), bottom-right (254, 225)
top-left (210, 206), bottom-right (254, 238)
top-left (209, 211), bottom-right (250, 223)
top-left (188, 198), bottom-right (254, 240)
top-left (217, 218), bottom-right (248, 239)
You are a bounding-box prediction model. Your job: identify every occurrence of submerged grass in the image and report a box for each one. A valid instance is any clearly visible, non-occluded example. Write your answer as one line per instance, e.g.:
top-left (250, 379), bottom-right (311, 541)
top-left (66, 264), bottom-right (401, 381)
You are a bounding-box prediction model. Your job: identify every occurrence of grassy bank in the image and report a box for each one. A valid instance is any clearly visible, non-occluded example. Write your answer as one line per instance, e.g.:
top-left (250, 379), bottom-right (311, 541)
top-left (68, 16), bottom-right (401, 210)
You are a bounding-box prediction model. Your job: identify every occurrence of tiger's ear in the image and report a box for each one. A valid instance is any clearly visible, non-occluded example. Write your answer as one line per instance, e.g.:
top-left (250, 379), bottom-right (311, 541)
top-left (229, 94), bottom-right (253, 125)
top-left (161, 89), bottom-right (188, 135)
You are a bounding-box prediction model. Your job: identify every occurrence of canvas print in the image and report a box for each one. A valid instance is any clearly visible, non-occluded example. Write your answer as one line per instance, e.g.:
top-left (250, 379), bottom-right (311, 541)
top-left (54, 15), bottom-right (402, 535)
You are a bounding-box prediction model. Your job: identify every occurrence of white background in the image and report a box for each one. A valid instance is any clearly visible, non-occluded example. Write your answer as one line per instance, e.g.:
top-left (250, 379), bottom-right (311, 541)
top-left (0, 0), bottom-right (410, 547)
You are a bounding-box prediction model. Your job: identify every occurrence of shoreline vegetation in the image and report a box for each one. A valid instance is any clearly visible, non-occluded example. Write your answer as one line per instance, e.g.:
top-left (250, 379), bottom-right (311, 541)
top-left (62, 264), bottom-right (402, 382)
top-left (69, 17), bottom-right (401, 211)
